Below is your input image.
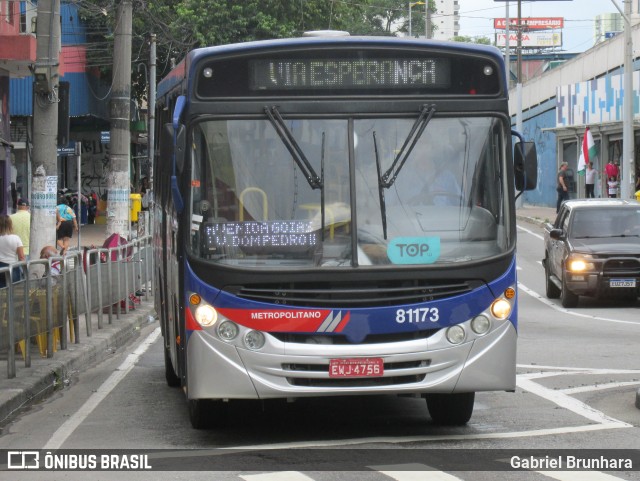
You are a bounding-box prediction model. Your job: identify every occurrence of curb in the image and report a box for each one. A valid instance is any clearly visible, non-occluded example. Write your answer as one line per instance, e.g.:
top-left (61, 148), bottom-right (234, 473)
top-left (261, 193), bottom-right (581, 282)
top-left (0, 304), bottom-right (155, 427)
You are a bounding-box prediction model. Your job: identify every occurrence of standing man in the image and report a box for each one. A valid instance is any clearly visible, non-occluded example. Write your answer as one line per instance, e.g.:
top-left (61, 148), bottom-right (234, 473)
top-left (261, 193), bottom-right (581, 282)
top-left (556, 162), bottom-right (570, 213)
top-left (585, 162), bottom-right (596, 198)
top-left (10, 198), bottom-right (30, 259)
top-left (605, 159), bottom-right (620, 182)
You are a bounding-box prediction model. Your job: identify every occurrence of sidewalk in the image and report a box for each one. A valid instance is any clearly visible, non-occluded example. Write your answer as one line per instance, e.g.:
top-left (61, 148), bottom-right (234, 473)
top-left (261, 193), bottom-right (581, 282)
top-left (515, 204), bottom-right (557, 227)
top-left (0, 219), bottom-right (156, 426)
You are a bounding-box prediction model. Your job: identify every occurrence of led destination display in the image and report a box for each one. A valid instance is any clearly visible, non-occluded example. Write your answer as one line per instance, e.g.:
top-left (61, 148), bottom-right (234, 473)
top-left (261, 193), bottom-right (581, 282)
top-left (203, 220), bottom-right (319, 255)
top-left (250, 58), bottom-right (451, 90)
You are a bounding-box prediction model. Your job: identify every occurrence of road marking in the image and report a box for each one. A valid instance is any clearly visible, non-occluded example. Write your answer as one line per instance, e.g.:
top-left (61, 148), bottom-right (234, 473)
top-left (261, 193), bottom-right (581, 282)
top-left (517, 365), bottom-right (640, 375)
top-left (561, 381), bottom-right (640, 395)
top-left (229, 423), bottom-right (626, 450)
top-left (516, 377), bottom-right (632, 427)
top-left (240, 473), bottom-right (314, 481)
top-left (517, 224), bottom-right (545, 240)
top-left (370, 465), bottom-right (463, 480)
top-left (518, 282), bottom-right (640, 326)
top-left (43, 327), bottom-right (161, 450)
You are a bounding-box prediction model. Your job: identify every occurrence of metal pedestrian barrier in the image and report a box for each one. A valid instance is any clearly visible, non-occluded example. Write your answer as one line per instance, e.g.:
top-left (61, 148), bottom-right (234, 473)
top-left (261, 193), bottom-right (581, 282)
top-left (0, 234), bottom-right (153, 379)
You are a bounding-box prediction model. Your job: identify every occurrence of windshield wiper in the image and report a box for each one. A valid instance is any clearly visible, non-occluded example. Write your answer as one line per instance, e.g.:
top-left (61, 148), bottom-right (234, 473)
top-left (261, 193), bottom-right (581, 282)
top-left (264, 106), bottom-right (323, 189)
top-left (264, 106), bottom-right (328, 240)
top-left (374, 104), bottom-right (436, 239)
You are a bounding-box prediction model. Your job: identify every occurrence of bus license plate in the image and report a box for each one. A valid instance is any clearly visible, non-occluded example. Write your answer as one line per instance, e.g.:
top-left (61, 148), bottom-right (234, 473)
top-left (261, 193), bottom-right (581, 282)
top-left (610, 279), bottom-right (636, 288)
top-left (329, 358), bottom-right (384, 378)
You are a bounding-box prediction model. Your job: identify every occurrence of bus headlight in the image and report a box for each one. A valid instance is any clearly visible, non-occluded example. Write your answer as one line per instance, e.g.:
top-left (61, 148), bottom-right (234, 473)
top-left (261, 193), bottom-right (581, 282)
top-left (446, 325), bottom-right (466, 344)
top-left (490, 298), bottom-right (511, 320)
top-left (244, 330), bottom-right (265, 350)
top-left (471, 315), bottom-right (491, 335)
top-left (194, 304), bottom-right (217, 327)
top-left (217, 321), bottom-right (239, 341)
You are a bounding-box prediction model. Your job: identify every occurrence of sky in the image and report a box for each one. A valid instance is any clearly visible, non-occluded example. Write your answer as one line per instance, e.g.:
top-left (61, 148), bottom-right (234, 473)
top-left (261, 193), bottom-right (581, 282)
top-left (457, 0), bottom-right (621, 52)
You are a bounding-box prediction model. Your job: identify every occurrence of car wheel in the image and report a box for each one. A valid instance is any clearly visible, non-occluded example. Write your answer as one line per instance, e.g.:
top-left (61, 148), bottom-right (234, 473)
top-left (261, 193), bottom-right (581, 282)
top-left (426, 392), bottom-right (475, 426)
top-left (561, 271), bottom-right (579, 308)
top-left (545, 257), bottom-right (560, 299)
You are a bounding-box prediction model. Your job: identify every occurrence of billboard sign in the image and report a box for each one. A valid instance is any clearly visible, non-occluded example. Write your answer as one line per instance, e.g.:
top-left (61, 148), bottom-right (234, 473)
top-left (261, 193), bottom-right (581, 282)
top-left (495, 32), bottom-right (562, 48)
top-left (494, 17), bottom-right (564, 30)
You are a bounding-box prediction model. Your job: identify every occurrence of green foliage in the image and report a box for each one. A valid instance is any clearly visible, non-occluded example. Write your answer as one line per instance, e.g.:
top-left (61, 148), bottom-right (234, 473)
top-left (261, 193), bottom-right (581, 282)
top-left (74, 0), bottom-right (422, 104)
top-left (453, 35), bottom-right (492, 45)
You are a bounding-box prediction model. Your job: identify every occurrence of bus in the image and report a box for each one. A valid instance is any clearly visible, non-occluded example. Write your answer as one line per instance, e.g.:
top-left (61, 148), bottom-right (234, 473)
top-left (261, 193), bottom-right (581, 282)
top-left (153, 34), bottom-right (538, 429)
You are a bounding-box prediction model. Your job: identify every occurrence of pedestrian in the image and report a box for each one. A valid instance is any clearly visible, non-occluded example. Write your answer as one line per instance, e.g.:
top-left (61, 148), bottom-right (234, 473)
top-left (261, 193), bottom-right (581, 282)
top-left (556, 162), bottom-right (570, 213)
top-left (584, 162), bottom-right (596, 198)
top-left (607, 176), bottom-right (619, 198)
top-left (10, 199), bottom-right (31, 259)
top-left (0, 215), bottom-right (25, 288)
top-left (40, 245), bottom-right (62, 285)
top-left (10, 182), bottom-right (17, 214)
top-left (56, 195), bottom-right (78, 255)
top-left (605, 159), bottom-right (619, 181)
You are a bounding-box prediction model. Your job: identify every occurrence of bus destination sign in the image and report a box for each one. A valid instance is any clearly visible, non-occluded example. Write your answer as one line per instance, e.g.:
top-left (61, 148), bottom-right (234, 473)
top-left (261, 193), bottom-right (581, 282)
top-left (250, 58), bottom-right (451, 91)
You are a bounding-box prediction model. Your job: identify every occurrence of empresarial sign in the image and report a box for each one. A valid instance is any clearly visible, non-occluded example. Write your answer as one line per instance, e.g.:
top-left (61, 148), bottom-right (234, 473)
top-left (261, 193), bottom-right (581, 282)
top-left (494, 17), bottom-right (564, 30)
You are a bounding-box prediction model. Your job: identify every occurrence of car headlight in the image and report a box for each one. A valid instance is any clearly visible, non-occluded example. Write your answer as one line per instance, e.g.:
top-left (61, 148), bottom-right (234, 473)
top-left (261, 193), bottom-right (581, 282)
top-left (567, 255), bottom-right (595, 272)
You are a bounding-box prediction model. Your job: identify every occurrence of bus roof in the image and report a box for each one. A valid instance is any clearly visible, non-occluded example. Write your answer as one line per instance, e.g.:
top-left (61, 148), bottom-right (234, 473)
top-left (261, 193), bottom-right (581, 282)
top-left (156, 36), bottom-right (504, 101)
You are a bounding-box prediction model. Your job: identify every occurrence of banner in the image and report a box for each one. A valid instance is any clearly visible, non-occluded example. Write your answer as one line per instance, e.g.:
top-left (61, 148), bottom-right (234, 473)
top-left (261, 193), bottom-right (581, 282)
top-left (578, 126), bottom-right (597, 175)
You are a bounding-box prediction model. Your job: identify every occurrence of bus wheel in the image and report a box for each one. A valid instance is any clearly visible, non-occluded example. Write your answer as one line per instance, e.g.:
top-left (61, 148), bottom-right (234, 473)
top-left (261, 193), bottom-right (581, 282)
top-left (425, 392), bottom-right (474, 426)
top-left (188, 399), bottom-right (228, 430)
top-left (164, 345), bottom-right (181, 388)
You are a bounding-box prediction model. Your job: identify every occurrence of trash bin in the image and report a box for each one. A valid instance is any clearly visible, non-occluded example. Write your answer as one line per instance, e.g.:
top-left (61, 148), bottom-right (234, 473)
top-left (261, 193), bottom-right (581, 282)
top-left (130, 193), bottom-right (142, 222)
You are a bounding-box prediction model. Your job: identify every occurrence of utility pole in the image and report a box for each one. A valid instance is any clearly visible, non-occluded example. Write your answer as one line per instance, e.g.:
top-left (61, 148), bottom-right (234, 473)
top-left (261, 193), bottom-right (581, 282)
top-left (622, 0), bottom-right (634, 199)
top-left (31, 0), bottom-right (60, 261)
top-left (149, 34), bottom-right (156, 189)
top-left (107, 0), bottom-right (133, 238)
top-left (425, 1), bottom-right (432, 39)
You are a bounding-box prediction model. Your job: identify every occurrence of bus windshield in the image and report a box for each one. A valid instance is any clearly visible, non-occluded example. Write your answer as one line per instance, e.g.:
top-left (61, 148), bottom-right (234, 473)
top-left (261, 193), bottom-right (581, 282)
top-left (188, 115), bottom-right (509, 268)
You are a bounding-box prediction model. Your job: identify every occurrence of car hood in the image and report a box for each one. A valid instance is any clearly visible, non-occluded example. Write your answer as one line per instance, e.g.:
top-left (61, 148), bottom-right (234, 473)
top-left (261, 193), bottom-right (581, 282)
top-left (570, 237), bottom-right (640, 255)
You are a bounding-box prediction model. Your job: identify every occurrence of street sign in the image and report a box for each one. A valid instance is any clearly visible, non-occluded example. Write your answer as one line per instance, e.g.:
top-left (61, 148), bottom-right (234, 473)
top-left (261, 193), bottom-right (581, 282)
top-left (101, 131), bottom-right (110, 144)
top-left (57, 142), bottom-right (76, 156)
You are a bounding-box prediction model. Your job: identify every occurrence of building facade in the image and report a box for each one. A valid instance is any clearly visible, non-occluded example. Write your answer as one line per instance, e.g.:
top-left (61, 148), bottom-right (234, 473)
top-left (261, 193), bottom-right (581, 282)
top-left (0, 0), bottom-right (36, 214)
top-left (514, 20), bottom-right (640, 208)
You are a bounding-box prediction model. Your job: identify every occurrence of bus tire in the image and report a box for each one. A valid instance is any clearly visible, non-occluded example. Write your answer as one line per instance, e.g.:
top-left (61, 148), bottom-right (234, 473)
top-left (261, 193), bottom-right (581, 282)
top-left (164, 344), bottom-right (181, 388)
top-left (426, 392), bottom-right (474, 426)
top-left (188, 399), bottom-right (228, 430)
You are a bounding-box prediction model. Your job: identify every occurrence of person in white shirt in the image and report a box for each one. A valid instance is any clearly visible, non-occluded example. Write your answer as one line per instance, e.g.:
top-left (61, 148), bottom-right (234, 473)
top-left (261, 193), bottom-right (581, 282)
top-left (0, 215), bottom-right (25, 287)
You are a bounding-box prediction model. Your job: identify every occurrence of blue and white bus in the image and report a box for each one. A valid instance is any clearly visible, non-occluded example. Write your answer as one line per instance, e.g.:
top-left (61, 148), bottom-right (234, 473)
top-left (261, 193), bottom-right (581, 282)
top-left (153, 34), bottom-right (537, 428)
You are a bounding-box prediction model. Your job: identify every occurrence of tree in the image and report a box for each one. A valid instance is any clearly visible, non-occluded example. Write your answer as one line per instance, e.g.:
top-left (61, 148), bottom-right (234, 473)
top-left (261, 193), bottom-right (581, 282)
top-left (453, 35), bottom-right (492, 45)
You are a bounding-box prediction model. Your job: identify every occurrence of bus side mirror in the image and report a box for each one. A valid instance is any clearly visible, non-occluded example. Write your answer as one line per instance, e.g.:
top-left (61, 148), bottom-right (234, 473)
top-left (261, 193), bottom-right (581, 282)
top-left (514, 141), bottom-right (538, 191)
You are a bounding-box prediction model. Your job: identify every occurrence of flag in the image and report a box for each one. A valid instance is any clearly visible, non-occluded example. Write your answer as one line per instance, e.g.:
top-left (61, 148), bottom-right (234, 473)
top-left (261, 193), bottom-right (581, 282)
top-left (577, 126), bottom-right (597, 175)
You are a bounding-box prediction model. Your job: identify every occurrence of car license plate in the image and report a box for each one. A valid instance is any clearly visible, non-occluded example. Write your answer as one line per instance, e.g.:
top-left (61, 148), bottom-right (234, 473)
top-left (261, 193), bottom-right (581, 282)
top-left (610, 279), bottom-right (636, 288)
top-left (329, 358), bottom-right (384, 378)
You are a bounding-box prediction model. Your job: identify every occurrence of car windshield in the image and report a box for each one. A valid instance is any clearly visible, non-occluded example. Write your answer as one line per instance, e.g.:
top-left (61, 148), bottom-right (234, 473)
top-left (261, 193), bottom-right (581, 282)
top-left (187, 116), bottom-right (510, 268)
top-left (571, 208), bottom-right (640, 238)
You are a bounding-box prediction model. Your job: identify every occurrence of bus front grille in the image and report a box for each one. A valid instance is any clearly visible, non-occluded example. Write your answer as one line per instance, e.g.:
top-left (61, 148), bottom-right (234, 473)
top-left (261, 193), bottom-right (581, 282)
top-left (228, 279), bottom-right (478, 308)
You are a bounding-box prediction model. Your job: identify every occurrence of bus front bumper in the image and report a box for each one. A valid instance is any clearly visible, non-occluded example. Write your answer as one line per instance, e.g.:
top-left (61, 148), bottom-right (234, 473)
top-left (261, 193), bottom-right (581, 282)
top-left (186, 321), bottom-right (516, 400)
